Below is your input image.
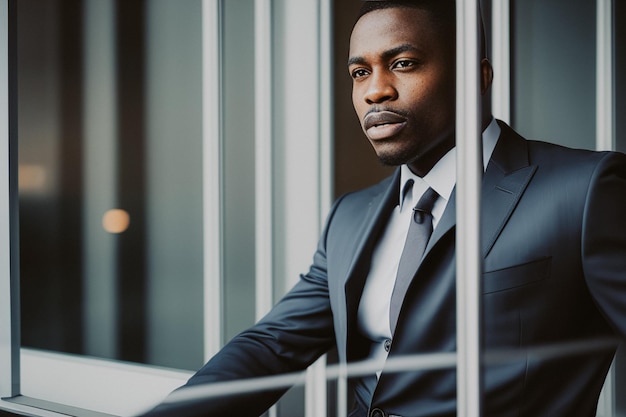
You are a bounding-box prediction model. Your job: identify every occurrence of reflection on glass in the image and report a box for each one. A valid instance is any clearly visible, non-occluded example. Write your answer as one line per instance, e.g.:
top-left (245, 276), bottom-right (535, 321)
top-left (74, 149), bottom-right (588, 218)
top-left (102, 209), bottom-right (130, 234)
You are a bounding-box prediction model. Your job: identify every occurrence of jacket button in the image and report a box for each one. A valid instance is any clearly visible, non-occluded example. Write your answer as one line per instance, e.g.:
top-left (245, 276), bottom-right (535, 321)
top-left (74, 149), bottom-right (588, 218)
top-left (384, 339), bottom-right (392, 352)
top-left (370, 408), bottom-right (385, 417)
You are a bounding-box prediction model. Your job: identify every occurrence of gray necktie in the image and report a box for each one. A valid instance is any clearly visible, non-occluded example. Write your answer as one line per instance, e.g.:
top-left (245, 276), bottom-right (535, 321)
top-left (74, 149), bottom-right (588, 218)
top-left (389, 184), bottom-right (439, 333)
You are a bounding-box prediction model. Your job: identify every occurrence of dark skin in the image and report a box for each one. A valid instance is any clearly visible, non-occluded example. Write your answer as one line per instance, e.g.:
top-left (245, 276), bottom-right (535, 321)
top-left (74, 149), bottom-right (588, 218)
top-left (348, 7), bottom-right (494, 177)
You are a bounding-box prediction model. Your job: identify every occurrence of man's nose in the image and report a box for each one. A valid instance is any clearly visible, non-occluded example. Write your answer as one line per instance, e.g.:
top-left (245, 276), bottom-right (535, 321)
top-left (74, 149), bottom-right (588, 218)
top-left (364, 73), bottom-right (397, 104)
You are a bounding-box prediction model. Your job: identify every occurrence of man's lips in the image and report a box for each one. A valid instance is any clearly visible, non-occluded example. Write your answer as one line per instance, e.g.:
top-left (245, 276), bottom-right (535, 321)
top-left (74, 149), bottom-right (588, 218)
top-left (363, 111), bottom-right (408, 140)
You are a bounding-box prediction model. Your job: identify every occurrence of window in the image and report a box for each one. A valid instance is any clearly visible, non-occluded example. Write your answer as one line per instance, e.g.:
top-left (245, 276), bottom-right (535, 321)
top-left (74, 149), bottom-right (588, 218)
top-left (1, 0), bottom-right (332, 415)
top-left (1, 1), bottom-right (624, 416)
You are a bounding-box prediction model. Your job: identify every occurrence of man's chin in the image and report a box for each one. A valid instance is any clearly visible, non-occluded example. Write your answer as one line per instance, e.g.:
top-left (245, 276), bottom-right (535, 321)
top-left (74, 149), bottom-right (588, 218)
top-left (377, 155), bottom-right (405, 167)
top-left (375, 149), bottom-right (416, 167)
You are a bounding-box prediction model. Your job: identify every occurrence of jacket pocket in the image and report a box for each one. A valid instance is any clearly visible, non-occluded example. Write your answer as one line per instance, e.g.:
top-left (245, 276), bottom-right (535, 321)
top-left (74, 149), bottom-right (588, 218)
top-left (483, 256), bottom-right (551, 294)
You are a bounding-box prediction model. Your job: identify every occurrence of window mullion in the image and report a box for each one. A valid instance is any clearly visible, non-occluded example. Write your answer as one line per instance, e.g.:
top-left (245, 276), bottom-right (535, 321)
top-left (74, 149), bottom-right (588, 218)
top-left (202, 0), bottom-right (224, 361)
top-left (0, 0), bottom-right (20, 399)
top-left (595, 0), bottom-right (614, 152)
top-left (595, 1), bottom-right (616, 416)
top-left (492, 0), bottom-right (511, 124)
top-left (455, 1), bottom-right (483, 416)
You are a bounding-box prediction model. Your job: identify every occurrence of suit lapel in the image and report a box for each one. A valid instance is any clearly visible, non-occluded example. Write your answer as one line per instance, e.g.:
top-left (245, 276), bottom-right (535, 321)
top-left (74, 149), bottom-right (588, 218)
top-left (423, 121), bottom-right (536, 259)
top-left (480, 122), bottom-right (536, 257)
top-left (341, 169), bottom-right (400, 360)
top-left (481, 168), bottom-right (536, 256)
top-left (344, 169), bottom-right (400, 320)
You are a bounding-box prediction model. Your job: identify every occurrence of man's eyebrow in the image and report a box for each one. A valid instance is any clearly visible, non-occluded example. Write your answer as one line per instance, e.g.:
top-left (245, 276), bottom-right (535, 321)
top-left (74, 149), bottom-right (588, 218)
top-left (347, 44), bottom-right (420, 67)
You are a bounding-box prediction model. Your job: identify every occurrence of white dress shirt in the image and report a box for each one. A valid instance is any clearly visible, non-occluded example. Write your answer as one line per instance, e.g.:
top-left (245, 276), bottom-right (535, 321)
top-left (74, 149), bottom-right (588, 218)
top-left (357, 118), bottom-right (501, 375)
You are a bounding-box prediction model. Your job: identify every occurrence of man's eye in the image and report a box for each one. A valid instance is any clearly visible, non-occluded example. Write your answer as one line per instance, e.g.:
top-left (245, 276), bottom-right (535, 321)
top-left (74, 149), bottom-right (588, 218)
top-left (351, 68), bottom-right (369, 79)
top-left (393, 60), bottom-right (416, 69)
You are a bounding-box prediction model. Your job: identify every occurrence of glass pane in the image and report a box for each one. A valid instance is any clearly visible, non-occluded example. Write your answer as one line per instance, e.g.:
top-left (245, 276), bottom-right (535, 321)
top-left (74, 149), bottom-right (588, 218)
top-left (17, 0), bottom-right (204, 370)
top-left (512, 0), bottom-right (596, 150)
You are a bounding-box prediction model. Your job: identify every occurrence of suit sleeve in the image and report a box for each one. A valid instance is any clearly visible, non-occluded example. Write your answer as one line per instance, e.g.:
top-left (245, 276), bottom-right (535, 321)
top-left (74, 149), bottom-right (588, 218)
top-left (582, 151), bottom-right (626, 337)
top-left (136, 198), bottom-right (344, 417)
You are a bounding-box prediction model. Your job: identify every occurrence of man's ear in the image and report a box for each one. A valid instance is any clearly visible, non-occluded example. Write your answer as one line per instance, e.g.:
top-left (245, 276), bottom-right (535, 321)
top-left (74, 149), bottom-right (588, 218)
top-left (480, 58), bottom-right (494, 95)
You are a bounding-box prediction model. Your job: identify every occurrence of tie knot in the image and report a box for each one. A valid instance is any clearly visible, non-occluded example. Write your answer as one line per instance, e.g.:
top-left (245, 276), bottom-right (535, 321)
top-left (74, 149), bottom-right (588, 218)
top-left (413, 187), bottom-right (438, 223)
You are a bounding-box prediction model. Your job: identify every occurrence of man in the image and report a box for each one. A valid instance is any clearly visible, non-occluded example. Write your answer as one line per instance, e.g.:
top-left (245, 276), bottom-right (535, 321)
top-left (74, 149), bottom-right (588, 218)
top-left (140, 1), bottom-right (626, 416)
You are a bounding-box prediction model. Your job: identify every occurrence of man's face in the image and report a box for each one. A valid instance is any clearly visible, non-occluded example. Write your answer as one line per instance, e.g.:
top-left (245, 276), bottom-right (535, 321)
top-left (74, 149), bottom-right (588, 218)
top-left (348, 7), bottom-right (456, 176)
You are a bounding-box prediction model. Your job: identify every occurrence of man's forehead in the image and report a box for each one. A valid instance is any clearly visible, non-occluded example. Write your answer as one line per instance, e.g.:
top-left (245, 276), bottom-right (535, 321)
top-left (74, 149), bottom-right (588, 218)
top-left (349, 7), bottom-right (437, 57)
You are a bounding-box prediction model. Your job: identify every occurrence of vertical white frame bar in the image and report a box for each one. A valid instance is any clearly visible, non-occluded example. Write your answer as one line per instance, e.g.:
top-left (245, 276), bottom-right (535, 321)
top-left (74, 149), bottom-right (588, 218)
top-left (595, 1), bottom-right (615, 416)
top-left (492, 0), bottom-right (511, 124)
top-left (317, 0), bottom-right (339, 416)
top-left (0, 0), bottom-right (19, 399)
top-left (308, 1), bottom-right (333, 417)
top-left (254, 0), bottom-right (274, 323)
top-left (597, 362), bottom-right (616, 417)
top-left (455, 1), bottom-right (483, 416)
top-left (595, 0), bottom-right (614, 152)
top-left (306, 0), bottom-right (331, 412)
top-left (254, 2), bottom-right (277, 417)
top-left (202, 0), bottom-right (224, 360)
top-left (304, 0), bottom-right (329, 394)
top-left (306, 356), bottom-right (327, 417)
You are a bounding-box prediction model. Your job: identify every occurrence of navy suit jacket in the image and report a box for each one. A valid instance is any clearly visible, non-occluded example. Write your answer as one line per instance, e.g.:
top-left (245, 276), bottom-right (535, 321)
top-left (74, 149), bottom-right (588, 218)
top-left (140, 122), bottom-right (626, 416)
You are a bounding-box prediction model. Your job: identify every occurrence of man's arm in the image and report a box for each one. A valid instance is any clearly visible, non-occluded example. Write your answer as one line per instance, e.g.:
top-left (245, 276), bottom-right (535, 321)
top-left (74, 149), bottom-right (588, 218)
top-left (582, 151), bottom-right (626, 336)
top-left (137, 200), bottom-right (342, 417)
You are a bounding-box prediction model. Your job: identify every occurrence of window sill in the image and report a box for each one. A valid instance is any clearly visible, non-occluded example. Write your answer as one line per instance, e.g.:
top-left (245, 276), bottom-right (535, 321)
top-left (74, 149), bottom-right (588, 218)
top-left (13, 348), bottom-right (192, 417)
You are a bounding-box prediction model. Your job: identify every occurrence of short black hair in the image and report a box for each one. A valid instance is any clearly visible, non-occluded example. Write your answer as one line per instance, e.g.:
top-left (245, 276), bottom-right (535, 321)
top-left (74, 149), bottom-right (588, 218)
top-left (358, 0), bottom-right (455, 23)
top-left (358, 0), bottom-right (456, 27)
top-left (356, 0), bottom-right (487, 59)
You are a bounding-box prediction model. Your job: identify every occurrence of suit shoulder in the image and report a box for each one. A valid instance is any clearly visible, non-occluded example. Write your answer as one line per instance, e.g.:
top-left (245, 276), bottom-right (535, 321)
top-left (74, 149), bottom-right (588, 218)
top-left (518, 140), bottom-right (626, 201)
top-left (323, 172), bottom-right (396, 232)
top-left (498, 121), bottom-right (623, 166)
top-left (526, 139), bottom-right (626, 170)
top-left (334, 172), bottom-right (396, 207)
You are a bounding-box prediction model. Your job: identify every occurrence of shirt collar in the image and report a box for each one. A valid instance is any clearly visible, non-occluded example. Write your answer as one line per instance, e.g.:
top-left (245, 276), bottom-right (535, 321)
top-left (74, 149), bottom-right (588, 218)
top-left (399, 117), bottom-right (501, 208)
